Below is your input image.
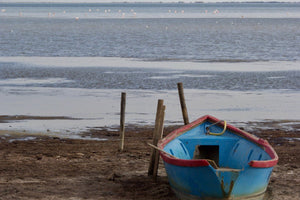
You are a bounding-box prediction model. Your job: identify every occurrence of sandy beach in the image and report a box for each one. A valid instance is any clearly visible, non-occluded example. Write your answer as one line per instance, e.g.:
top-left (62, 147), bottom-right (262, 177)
top-left (0, 124), bottom-right (299, 200)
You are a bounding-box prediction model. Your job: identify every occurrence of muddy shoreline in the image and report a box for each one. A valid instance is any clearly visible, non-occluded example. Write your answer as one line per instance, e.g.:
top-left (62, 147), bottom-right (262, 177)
top-left (0, 125), bottom-right (299, 200)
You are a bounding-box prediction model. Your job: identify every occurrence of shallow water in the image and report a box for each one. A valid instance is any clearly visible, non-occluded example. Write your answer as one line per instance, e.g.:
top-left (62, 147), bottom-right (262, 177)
top-left (0, 82), bottom-right (299, 137)
top-left (0, 59), bottom-right (299, 91)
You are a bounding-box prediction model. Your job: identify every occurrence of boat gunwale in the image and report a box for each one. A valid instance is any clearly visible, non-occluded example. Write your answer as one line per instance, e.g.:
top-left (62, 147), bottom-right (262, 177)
top-left (158, 115), bottom-right (278, 168)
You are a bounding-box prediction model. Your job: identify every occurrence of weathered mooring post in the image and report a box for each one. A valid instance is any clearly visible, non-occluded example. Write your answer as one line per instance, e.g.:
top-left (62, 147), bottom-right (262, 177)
top-left (119, 92), bottom-right (126, 151)
top-left (152, 104), bottom-right (166, 179)
top-left (148, 99), bottom-right (165, 178)
top-left (177, 82), bottom-right (189, 125)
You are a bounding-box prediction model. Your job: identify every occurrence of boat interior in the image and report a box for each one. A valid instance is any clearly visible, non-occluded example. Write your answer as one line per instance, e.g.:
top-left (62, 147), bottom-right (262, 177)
top-left (163, 121), bottom-right (271, 169)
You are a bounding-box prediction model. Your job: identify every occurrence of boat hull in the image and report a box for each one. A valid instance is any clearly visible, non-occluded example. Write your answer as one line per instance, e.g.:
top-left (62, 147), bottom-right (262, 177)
top-left (158, 115), bottom-right (278, 200)
top-left (164, 162), bottom-right (272, 199)
top-left (172, 189), bottom-right (266, 200)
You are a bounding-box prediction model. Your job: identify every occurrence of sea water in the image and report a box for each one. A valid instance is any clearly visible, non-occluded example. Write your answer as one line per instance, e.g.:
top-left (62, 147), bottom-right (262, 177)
top-left (0, 2), bottom-right (299, 138)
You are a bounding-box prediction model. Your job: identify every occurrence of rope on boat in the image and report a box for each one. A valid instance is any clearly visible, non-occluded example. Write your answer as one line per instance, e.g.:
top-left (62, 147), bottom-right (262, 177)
top-left (206, 120), bottom-right (227, 136)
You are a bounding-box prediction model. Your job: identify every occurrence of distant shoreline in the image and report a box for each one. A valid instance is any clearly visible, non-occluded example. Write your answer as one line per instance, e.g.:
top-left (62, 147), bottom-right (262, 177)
top-left (1, 116), bottom-right (299, 140)
top-left (1, 1), bottom-right (300, 5)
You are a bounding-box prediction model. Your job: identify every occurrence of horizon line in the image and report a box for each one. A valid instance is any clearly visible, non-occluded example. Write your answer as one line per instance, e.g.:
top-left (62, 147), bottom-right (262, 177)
top-left (1, 0), bottom-right (300, 4)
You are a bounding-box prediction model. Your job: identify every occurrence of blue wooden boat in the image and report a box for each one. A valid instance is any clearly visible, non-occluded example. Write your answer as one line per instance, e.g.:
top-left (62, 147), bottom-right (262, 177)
top-left (158, 115), bottom-right (278, 200)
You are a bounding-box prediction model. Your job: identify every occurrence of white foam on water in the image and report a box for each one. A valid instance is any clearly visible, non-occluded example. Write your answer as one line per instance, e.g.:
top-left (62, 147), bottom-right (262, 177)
top-left (1, 57), bottom-right (300, 72)
top-left (0, 78), bottom-right (74, 86)
top-left (8, 136), bottom-right (37, 143)
top-left (149, 74), bottom-right (216, 79)
top-left (267, 76), bottom-right (286, 79)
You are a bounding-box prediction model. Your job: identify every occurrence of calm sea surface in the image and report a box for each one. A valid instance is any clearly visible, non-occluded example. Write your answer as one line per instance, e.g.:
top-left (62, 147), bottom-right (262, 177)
top-left (0, 3), bottom-right (299, 136)
top-left (1, 3), bottom-right (300, 61)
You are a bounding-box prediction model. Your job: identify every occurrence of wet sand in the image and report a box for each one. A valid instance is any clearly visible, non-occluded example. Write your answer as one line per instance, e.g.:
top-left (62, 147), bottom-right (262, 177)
top-left (0, 125), bottom-right (299, 200)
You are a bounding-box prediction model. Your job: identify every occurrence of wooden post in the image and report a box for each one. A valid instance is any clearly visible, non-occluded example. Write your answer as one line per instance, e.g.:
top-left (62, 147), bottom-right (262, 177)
top-left (177, 82), bottom-right (189, 125)
top-left (119, 92), bottom-right (126, 151)
top-left (148, 99), bottom-right (165, 177)
top-left (152, 105), bottom-right (165, 179)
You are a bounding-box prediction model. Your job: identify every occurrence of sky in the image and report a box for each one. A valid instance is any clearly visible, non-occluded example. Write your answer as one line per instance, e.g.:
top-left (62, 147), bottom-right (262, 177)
top-left (1, 0), bottom-right (300, 3)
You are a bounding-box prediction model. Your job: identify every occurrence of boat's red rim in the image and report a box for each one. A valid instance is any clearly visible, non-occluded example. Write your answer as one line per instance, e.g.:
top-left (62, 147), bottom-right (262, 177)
top-left (158, 115), bottom-right (278, 168)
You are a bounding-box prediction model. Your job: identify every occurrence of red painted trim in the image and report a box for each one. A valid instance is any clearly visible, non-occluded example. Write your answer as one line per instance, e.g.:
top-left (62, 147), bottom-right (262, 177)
top-left (158, 115), bottom-right (278, 168)
top-left (161, 152), bottom-right (210, 167)
top-left (249, 142), bottom-right (278, 168)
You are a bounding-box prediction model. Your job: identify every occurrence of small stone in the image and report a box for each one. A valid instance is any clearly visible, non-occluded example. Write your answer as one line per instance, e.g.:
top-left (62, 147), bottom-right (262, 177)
top-left (107, 172), bottom-right (121, 181)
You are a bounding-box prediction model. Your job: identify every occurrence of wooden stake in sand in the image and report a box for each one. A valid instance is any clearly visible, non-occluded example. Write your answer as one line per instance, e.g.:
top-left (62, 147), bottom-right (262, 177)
top-left (148, 99), bottom-right (165, 178)
top-left (177, 82), bottom-right (189, 125)
top-left (152, 104), bottom-right (165, 179)
top-left (119, 92), bottom-right (126, 151)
